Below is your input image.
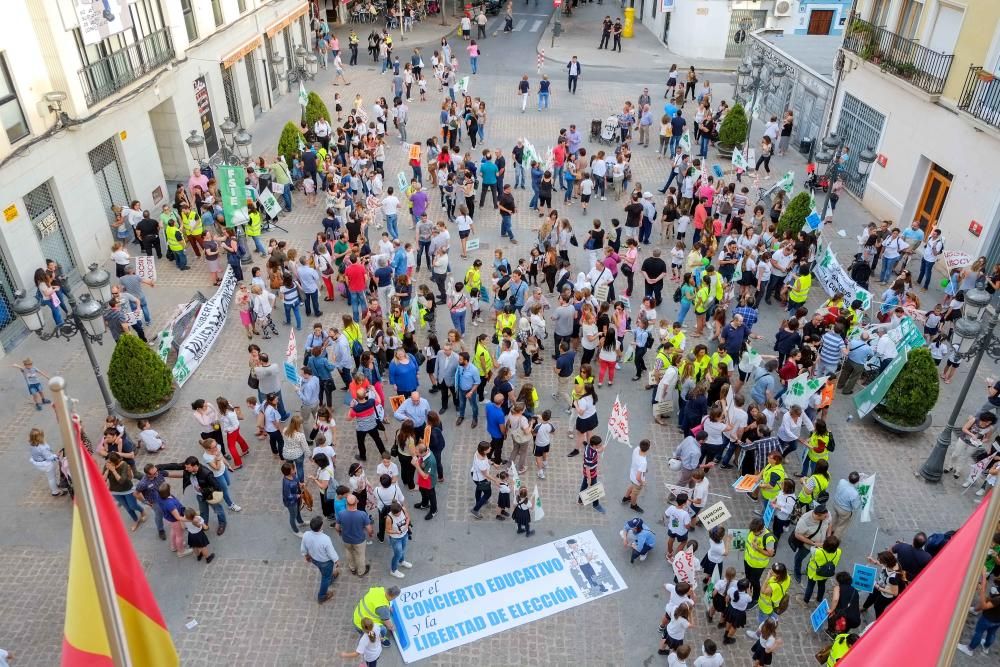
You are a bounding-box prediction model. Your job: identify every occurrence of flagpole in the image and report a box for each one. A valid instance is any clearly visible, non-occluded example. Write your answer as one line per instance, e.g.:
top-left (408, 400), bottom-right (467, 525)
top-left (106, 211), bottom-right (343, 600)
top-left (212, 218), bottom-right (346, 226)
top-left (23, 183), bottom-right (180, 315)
top-left (50, 377), bottom-right (133, 667)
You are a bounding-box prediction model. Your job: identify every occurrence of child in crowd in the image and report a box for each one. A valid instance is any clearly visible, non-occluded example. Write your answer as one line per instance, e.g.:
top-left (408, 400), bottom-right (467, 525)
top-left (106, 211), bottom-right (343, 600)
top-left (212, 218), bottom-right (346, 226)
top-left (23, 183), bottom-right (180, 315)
top-left (707, 566), bottom-right (737, 627)
top-left (723, 579), bottom-right (751, 644)
top-left (496, 471), bottom-right (511, 520)
top-left (512, 486), bottom-right (534, 536)
top-left (533, 410), bottom-right (554, 479)
top-left (183, 508), bottom-right (215, 563)
top-left (658, 605), bottom-right (692, 656)
top-left (136, 419), bottom-right (165, 453)
top-left (12, 358), bottom-right (51, 411)
top-left (246, 396), bottom-right (266, 439)
top-left (671, 242), bottom-right (686, 280)
top-left (664, 492), bottom-right (695, 559)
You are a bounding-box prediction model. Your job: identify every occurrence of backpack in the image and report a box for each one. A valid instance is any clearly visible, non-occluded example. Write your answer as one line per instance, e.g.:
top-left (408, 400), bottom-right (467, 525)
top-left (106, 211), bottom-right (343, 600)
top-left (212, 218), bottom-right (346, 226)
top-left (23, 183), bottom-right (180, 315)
top-left (925, 531), bottom-right (955, 557)
top-left (672, 286), bottom-right (682, 303)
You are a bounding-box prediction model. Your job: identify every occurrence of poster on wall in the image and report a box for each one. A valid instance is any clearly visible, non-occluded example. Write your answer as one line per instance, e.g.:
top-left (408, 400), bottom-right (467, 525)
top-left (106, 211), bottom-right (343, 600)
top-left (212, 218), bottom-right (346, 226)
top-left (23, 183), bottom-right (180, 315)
top-left (193, 76), bottom-right (220, 158)
top-left (661, 0), bottom-right (673, 10)
top-left (76, 0), bottom-right (133, 46)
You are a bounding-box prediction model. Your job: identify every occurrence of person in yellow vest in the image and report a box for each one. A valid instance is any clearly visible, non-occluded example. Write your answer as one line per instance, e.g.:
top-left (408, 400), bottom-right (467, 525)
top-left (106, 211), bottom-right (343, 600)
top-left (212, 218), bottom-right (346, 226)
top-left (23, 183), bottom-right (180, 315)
top-left (495, 305), bottom-right (517, 340)
top-left (571, 364), bottom-right (595, 405)
top-left (693, 280), bottom-right (710, 336)
top-left (786, 260), bottom-right (812, 314)
top-left (165, 218), bottom-right (190, 271)
top-left (758, 450), bottom-right (786, 514)
top-left (245, 202), bottom-right (266, 256)
top-left (473, 334), bottom-right (494, 402)
top-left (798, 459), bottom-right (830, 511)
top-left (827, 633), bottom-right (859, 666)
top-left (352, 584), bottom-right (400, 647)
top-left (691, 344), bottom-right (710, 382)
top-left (669, 321), bottom-right (686, 352)
top-left (801, 420), bottom-right (832, 477)
top-left (743, 517), bottom-right (776, 604)
top-left (183, 203), bottom-right (206, 257)
top-left (804, 535), bottom-right (842, 604)
top-left (709, 342), bottom-right (733, 381)
top-left (748, 562), bottom-right (790, 636)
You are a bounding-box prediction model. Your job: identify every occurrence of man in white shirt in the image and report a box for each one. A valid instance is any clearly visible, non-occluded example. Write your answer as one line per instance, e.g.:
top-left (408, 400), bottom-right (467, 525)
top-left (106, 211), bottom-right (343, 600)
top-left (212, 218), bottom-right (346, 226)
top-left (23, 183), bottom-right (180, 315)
top-left (381, 187), bottom-right (400, 241)
top-left (765, 243), bottom-right (795, 305)
top-left (874, 331), bottom-right (898, 372)
top-left (587, 260), bottom-right (615, 301)
top-left (763, 115), bottom-right (779, 143)
top-left (301, 516), bottom-right (340, 603)
top-left (313, 118), bottom-right (332, 150)
top-left (496, 338), bottom-right (520, 379)
top-left (623, 439), bottom-right (650, 512)
top-left (918, 228), bottom-right (944, 290)
top-left (879, 227), bottom-right (907, 283)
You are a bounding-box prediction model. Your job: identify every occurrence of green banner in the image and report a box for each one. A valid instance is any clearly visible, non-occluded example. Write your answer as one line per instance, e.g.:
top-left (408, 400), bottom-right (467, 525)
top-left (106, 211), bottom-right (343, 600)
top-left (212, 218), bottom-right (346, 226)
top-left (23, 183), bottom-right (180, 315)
top-left (853, 348), bottom-right (908, 418)
top-left (217, 165), bottom-right (247, 228)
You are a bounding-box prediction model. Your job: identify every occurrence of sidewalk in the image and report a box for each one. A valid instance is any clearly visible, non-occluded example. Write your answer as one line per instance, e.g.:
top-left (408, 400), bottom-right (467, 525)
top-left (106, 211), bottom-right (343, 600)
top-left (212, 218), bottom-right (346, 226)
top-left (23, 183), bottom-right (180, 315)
top-left (538, 2), bottom-right (737, 71)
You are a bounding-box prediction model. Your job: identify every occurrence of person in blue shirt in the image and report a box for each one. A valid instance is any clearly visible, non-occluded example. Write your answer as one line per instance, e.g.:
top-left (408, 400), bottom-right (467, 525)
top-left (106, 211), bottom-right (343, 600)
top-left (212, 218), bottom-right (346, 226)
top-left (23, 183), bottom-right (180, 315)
top-left (479, 153), bottom-right (499, 209)
top-left (307, 348), bottom-right (336, 406)
top-left (391, 241), bottom-right (408, 278)
top-left (622, 517), bottom-right (656, 562)
top-left (538, 75), bottom-right (551, 111)
top-left (529, 162), bottom-right (544, 211)
top-left (455, 352), bottom-right (481, 428)
top-left (485, 393), bottom-right (507, 464)
top-left (388, 348), bottom-right (420, 395)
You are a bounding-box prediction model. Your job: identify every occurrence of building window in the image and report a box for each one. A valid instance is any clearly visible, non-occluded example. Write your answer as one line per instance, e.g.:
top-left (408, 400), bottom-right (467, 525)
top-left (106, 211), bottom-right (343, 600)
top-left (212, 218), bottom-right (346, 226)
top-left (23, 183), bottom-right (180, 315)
top-left (181, 0), bottom-right (198, 40)
top-left (0, 55), bottom-right (29, 143)
top-left (221, 65), bottom-right (241, 125)
top-left (237, 0), bottom-right (247, 12)
top-left (896, 0), bottom-right (923, 39)
top-left (212, 0), bottom-right (224, 27)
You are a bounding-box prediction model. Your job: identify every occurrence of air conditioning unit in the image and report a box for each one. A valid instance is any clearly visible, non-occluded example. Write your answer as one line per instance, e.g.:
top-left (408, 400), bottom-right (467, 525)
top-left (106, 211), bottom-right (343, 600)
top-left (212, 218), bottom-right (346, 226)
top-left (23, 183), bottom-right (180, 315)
top-left (773, 0), bottom-right (792, 17)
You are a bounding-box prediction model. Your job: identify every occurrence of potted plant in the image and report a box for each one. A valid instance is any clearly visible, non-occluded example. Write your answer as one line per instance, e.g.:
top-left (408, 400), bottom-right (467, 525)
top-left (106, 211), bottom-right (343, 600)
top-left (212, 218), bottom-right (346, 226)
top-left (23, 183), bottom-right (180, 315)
top-left (872, 347), bottom-right (939, 433)
top-left (978, 70), bottom-right (995, 83)
top-left (776, 191), bottom-right (812, 238)
top-left (277, 121), bottom-right (305, 166)
top-left (304, 91), bottom-right (331, 127)
top-left (716, 103), bottom-right (748, 159)
top-left (108, 333), bottom-right (177, 419)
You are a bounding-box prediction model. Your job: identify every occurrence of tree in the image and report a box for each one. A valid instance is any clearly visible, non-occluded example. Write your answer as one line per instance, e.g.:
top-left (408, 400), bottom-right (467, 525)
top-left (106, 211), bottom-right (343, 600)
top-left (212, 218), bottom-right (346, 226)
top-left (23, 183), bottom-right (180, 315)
top-left (875, 347), bottom-right (939, 427)
top-left (108, 333), bottom-right (174, 412)
top-left (277, 122), bottom-right (304, 166)
top-left (304, 91), bottom-right (331, 127)
top-left (717, 103), bottom-right (749, 148)
top-left (777, 191), bottom-right (812, 238)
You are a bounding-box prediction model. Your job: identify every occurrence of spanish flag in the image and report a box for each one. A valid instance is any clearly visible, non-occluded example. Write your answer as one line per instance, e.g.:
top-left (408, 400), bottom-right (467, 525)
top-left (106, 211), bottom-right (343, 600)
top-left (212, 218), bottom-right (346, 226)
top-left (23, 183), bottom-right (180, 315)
top-left (62, 418), bottom-right (179, 666)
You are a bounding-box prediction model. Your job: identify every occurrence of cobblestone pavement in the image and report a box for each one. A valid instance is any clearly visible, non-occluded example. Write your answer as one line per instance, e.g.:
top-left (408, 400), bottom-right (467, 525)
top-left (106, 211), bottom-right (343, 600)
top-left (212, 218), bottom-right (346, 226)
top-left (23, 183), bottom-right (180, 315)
top-left (0, 15), bottom-right (989, 667)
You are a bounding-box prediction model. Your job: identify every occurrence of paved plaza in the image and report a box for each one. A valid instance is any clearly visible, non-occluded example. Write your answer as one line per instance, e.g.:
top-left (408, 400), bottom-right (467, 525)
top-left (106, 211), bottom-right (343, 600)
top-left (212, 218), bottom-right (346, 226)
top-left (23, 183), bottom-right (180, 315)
top-left (0, 6), bottom-right (990, 666)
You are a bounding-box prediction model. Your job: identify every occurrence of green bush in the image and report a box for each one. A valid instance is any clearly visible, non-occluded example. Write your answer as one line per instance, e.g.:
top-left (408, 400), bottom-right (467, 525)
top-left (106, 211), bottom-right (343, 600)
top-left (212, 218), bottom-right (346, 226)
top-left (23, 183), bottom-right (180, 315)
top-left (875, 347), bottom-right (939, 427)
top-left (718, 103), bottom-right (749, 147)
top-left (277, 122), bottom-right (304, 166)
top-left (304, 91), bottom-right (331, 127)
top-left (777, 191), bottom-right (812, 239)
top-left (108, 333), bottom-right (174, 412)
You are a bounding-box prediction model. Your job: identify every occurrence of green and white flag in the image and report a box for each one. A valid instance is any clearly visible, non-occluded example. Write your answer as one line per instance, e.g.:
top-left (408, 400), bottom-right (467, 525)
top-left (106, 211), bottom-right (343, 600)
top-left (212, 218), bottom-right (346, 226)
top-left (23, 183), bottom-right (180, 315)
top-left (458, 76), bottom-right (470, 94)
top-left (532, 485), bottom-right (545, 521)
top-left (731, 147), bottom-right (747, 170)
top-left (217, 164), bottom-right (248, 228)
top-left (298, 81), bottom-right (308, 107)
top-left (509, 463), bottom-right (523, 493)
top-left (679, 131), bottom-right (691, 154)
top-left (857, 473), bottom-right (875, 523)
top-left (778, 171), bottom-right (795, 195)
top-left (522, 139), bottom-right (540, 167)
top-left (782, 372), bottom-right (828, 408)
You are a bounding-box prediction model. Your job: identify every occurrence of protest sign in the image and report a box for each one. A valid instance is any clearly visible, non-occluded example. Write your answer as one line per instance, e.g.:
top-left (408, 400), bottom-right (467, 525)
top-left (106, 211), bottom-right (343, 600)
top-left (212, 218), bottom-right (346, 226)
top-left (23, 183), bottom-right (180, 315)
top-left (578, 482), bottom-right (606, 505)
top-left (532, 485), bottom-right (544, 521)
top-left (732, 475), bottom-right (760, 493)
top-left (943, 251), bottom-right (974, 270)
top-left (731, 147), bottom-right (747, 171)
top-left (782, 373), bottom-right (828, 408)
top-left (258, 188), bottom-right (282, 219)
top-left (762, 502), bottom-right (774, 528)
top-left (852, 563), bottom-right (877, 593)
top-left (390, 530), bottom-right (625, 663)
top-left (509, 463), bottom-right (523, 493)
top-left (607, 396), bottom-right (630, 445)
top-left (135, 255), bottom-right (156, 281)
top-left (217, 165), bottom-right (248, 228)
top-left (810, 599), bottom-right (830, 632)
top-left (778, 171), bottom-right (795, 195)
top-left (805, 210), bottom-right (822, 231)
top-left (854, 350), bottom-right (906, 418)
top-left (465, 237), bottom-right (481, 251)
top-left (679, 132), bottom-right (691, 153)
top-left (698, 502), bottom-right (731, 531)
top-left (594, 283), bottom-right (609, 302)
top-left (172, 267), bottom-right (236, 386)
top-left (813, 244), bottom-right (872, 310)
top-left (283, 361), bottom-right (300, 386)
top-left (397, 171), bottom-right (409, 192)
top-left (408, 143), bottom-right (422, 161)
top-left (390, 394), bottom-right (407, 413)
top-left (728, 529), bottom-right (749, 551)
top-left (664, 483), bottom-right (689, 498)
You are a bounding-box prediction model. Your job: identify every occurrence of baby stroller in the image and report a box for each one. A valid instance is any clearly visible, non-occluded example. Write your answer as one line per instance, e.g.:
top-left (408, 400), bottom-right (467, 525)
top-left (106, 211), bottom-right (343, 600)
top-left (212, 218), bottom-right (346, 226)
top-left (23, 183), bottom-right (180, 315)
top-left (58, 448), bottom-right (74, 499)
top-left (804, 162), bottom-right (830, 193)
top-left (599, 115), bottom-right (619, 145)
top-left (590, 119), bottom-right (602, 142)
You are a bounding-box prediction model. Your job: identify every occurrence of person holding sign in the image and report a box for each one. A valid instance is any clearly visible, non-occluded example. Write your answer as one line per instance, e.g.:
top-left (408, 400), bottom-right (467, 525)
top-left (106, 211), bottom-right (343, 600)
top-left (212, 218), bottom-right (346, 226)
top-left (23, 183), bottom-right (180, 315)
top-left (860, 550), bottom-right (902, 619)
top-left (664, 493), bottom-right (696, 559)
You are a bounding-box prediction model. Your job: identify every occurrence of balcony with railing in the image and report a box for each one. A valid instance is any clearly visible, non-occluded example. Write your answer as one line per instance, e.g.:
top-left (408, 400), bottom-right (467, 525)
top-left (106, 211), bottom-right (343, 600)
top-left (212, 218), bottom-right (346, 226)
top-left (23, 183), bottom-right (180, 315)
top-left (842, 16), bottom-right (953, 96)
top-left (78, 28), bottom-right (174, 106)
top-left (958, 66), bottom-right (1000, 131)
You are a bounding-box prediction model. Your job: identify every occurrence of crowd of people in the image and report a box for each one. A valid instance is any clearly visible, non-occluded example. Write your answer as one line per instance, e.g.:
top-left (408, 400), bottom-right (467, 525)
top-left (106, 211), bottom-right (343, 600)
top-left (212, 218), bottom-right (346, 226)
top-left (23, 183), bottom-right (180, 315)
top-left (20, 12), bottom-right (1000, 663)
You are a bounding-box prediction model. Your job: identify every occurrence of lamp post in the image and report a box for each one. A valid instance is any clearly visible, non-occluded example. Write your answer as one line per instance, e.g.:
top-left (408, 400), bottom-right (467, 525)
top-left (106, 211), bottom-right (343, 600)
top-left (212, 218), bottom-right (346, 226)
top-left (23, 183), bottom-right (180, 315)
top-left (12, 263), bottom-right (115, 416)
top-left (919, 288), bottom-right (998, 482)
top-left (285, 44), bottom-right (318, 86)
top-left (735, 53), bottom-right (786, 155)
top-left (813, 131), bottom-right (876, 218)
top-left (185, 118), bottom-right (255, 265)
top-left (272, 53), bottom-right (288, 93)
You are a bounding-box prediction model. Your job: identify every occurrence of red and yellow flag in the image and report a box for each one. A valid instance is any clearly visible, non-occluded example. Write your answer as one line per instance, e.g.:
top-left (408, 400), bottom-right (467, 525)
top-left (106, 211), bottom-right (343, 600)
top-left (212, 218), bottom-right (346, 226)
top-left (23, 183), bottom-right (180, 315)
top-left (62, 419), bottom-right (179, 666)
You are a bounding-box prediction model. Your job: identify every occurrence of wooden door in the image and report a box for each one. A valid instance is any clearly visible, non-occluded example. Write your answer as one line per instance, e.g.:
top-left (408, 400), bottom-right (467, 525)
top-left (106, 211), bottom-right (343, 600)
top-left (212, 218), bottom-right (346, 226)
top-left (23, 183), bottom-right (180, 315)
top-left (807, 10), bottom-right (834, 35)
top-left (915, 164), bottom-right (952, 235)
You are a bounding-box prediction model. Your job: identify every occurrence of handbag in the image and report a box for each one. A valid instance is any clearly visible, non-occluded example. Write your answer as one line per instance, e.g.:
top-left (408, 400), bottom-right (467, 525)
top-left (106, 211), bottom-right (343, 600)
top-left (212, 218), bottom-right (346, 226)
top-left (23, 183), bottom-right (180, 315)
top-left (247, 370), bottom-right (259, 390)
top-left (300, 487), bottom-right (314, 512)
top-left (205, 490), bottom-right (224, 505)
top-left (815, 645), bottom-right (832, 664)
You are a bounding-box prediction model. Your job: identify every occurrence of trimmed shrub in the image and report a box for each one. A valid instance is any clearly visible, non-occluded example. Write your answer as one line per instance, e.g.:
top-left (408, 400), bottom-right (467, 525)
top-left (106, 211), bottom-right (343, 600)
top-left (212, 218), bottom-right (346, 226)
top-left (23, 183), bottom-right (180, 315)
top-left (277, 122), bottom-right (304, 166)
top-left (875, 347), bottom-right (939, 427)
top-left (108, 333), bottom-right (174, 412)
top-left (304, 91), bottom-right (331, 127)
top-left (718, 103), bottom-right (749, 147)
top-left (777, 191), bottom-right (812, 239)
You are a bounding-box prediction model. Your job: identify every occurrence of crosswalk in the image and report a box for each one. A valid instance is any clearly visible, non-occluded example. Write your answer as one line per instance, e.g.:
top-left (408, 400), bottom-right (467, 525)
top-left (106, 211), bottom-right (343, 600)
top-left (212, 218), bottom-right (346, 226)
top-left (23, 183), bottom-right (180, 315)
top-left (490, 16), bottom-right (546, 32)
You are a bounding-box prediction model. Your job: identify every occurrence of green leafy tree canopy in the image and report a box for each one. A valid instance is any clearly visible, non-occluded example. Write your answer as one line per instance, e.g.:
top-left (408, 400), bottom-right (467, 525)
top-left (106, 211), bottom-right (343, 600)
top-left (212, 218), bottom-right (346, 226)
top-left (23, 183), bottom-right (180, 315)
top-left (876, 347), bottom-right (939, 427)
top-left (304, 91), bottom-right (331, 127)
top-left (718, 103), bottom-right (749, 147)
top-left (277, 122), bottom-right (305, 167)
top-left (108, 333), bottom-right (174, 412)
top-left (777, 191), bottom-right (812, 239)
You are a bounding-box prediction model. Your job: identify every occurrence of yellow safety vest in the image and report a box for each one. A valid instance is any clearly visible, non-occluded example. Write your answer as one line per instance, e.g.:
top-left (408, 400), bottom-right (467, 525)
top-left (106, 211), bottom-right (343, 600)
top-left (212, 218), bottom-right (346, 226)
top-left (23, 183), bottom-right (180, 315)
top-left (344, 323), bottom-right (363, 347)
top-left (182, 210), bottom-right (203, 236)
top-left (166, 226), bottom-right (185, 251)
top-left (388, 314), bottom-right (405, 338)
top-left (806, 433), bottom-right (831, 463)
top-left (465, 268), bottom-right (482, 293)
top-left (655, 349), bottom-right (671, 371)
top-left (572, 373), bottom-right (593, 398)
top-left (710, 352), bottom-right (732, 376)
top-left (757, 575), bottom-right (790, 614)
top-left (827, 634), bottom-right (852, 666)
top-left (670, 331), bottom-right (685, 350)
top-left (789, 274), bottom-right (812, 304)
top-left (808, 547), bottom-right (842, 582)
top-left (246, 211), bottom-right (262, 236)
top-left (797, 473), bottom-right (830, 505)
top-left (711, 273), bottom-right (724, 301)
top-left (353, 586), bottom-right (391, 630)
top-left (496, 313), bottom-right (516, 336)
top-left (694, 285), bottom-right (710, 314)
top-left (760, 463), bottom-right (786, 501)
top-left (693, 355), bottom-right (710, 381)
top-left (744, 530), bottom-right (774, 569)
top-left (474, 343), bottom-right (493, 377)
